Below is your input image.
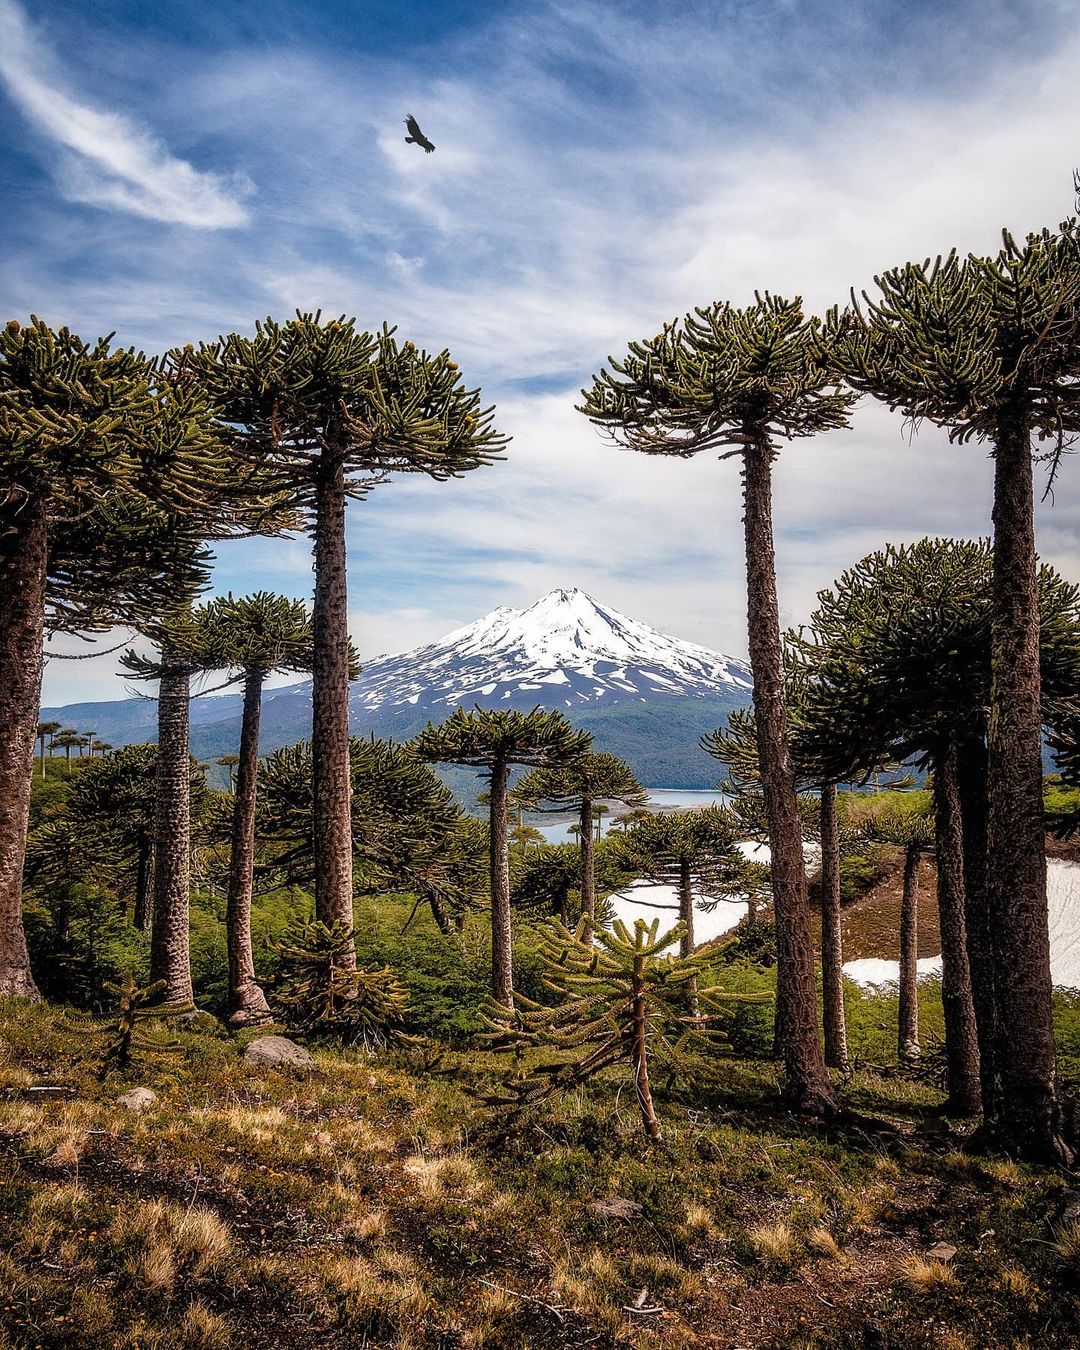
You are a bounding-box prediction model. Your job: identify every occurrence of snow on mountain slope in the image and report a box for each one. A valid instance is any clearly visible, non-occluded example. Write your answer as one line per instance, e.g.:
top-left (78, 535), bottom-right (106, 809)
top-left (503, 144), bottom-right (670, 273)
top-left (342, 588), bottom-right (752, 713)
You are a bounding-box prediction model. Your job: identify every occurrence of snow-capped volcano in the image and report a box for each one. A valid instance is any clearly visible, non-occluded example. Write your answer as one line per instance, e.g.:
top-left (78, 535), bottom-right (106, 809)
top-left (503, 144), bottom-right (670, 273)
top-left (348, 588), bottom-right (752, 714)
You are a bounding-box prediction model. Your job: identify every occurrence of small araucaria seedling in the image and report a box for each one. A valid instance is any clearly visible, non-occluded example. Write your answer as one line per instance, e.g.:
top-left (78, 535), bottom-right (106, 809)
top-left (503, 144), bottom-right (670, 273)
top-left (485, 916), bottom-right (769, 1140)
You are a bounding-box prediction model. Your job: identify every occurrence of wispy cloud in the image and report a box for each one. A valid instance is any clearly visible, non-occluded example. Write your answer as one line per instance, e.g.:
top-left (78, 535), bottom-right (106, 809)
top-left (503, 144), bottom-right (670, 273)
top-left (0, 0), bottom-right (250, 228)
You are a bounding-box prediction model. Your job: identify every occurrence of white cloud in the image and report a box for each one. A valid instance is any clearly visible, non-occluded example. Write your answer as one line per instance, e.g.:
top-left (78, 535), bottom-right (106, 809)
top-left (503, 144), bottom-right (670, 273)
top-left (0, 0), bottom-right (250, 228)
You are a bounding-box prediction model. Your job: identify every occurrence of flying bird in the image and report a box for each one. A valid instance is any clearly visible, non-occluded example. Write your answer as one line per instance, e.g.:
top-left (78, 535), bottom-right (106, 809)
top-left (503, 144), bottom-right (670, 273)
top-left (404, 114), bottom-right (435, 154)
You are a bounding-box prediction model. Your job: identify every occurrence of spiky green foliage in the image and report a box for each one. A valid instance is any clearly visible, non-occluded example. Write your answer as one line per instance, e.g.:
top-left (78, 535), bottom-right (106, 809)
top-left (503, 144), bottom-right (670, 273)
top-left (271, 920), bottom-right (410, 1045)
top-left (511, 840), bottom-right (630, 923)
top-left (256, 737), bottom-right (468, 893)
top-left (193, 591), bottom-right (332, 681)
top-left (485, 917), bottom-right (768, 1137)
top-left (791, 539), bottom-right (1080, 781)
top-left (73, 973), bottom-right (181, 1077)
top-left (413, 706), bottom-right (591, 772)
top-left (513, 752), bottom-right (647, 814)
top-left (579, 293), bottom-right (855, 457)
top-left (831, 225), bottom-right (1080, 460)
top-left (181, 314), bottom-right (509, 500)
top-left (606, 806), bottom-right (751, 915)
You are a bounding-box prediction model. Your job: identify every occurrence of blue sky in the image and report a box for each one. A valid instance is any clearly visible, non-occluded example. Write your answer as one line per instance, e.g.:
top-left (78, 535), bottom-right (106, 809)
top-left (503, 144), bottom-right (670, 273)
top-left (3, 0), bottom-right (1079, 703)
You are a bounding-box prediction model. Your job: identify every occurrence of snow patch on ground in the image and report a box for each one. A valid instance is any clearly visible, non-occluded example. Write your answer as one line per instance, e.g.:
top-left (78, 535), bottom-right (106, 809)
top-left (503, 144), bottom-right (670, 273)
top-left (843, 957), bottom-right (943, 988)
top-left (607, 885), bottom-right (748, 947)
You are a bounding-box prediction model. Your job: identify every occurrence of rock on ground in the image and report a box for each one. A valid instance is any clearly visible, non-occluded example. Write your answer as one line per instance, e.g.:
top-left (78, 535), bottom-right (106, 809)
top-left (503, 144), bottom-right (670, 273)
top-left (243, 1035), bottom-right (314, 1069)
top-left (116, 1087), bottom-right (158, 1111)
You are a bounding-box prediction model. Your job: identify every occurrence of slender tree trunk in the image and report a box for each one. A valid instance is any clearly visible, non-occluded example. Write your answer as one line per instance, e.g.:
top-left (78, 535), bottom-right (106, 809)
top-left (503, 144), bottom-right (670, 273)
top-left (489, 757), bottom-right (514, 1008)
top-left (632, 956), bottom-right (662, 1140)
top-left (0, 498), bottom-right (44, 999)
top-left (957, 733), bottom-right (999, 1121)
top-left (986, 412), bottom-right (1067, 1161)
top-left (226, 668), bottom-right (272, 1026)
top-left (819, 782), bottom-right (848, 1070)
top-left (134, 839), bottom-right (152, 934)
top-left (150, 661), bottom-right (194, 1006)
top-left (579, 795), bottom-right (596, 920)
top-left (898, 842), bottom-right (921, 1063)
top-left (38, 733), bottom-right (46, 780)
top-left (933, 744), bottom-right (982, 1115)
top-left (312, 449), bottom-right (354, 941)
top-left (742, 438), bottom-right (836, 1113)
top-left (428, 894), bottom-right (451, 935)
top-left (678, 857), bottom-right (699, 1017)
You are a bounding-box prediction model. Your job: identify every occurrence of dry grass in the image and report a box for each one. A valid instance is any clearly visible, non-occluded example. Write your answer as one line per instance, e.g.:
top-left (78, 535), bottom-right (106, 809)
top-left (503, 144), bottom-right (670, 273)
top-left (807, 1226), bottom-right (845, 1261)
top-left (746, 1220), bottom-right (802, 1270)
top-left (899, 1254), bottom-right (959, 1290)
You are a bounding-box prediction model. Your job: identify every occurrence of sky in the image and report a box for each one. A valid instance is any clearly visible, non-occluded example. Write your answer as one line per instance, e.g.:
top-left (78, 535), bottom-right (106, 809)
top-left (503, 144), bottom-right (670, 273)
top-left (3, 0), bottom-right (1080, 704)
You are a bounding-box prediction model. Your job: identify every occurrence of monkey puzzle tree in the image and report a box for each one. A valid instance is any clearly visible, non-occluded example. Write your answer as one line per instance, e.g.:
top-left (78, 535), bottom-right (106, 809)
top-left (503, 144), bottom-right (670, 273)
top-left (513, 752), bottom-right (647, 920)
top-left (580, 294), bottom-right (854, 1113)
top-left (413, 707), bottom-right (590, 1008)
top-left (794, 538), bottom-right (1080, 1119)
top-left (832, 228), bottom-right (1080, 1159)
top-left (0, 317), bottom-right (228, 999)
top-left (185, 316), bottom-right (507, 936)
top-left (195, 592), bottom-right (320, 1025)
top-left (606, 806), bottom-right (750, 961)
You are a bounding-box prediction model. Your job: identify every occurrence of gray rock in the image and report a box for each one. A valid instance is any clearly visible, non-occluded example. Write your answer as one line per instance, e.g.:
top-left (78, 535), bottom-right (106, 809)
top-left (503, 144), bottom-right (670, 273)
top-left (1058, 1189), bottom-right (1080, 1227)
top-left (243, 1035), bottom-right (314, 1069)
top-left (926, 1242), bottom-right (957, 1263)
top-left (587, 1197), bottom-right (643, 1221)
top-left (116, 1087), bottom-right (157, 1111)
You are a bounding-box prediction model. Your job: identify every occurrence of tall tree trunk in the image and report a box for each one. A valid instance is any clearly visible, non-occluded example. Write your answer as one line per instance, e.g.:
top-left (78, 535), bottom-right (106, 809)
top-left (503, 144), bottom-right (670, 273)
top-left (819, 782), bottom-right (848, 1070)
top-left (489, 757), bottom-right (514, 1008)
top-left (898, 842), bottom-right (921, 1063)
top-left (742, 439), bottom-right (836, 1113)
top-left (150, 662), bottom-right (194, 1006)
top-left (957, 733), bottom-right (999, 1121)
top-left (632, 956), bottom-right (662, 1140)
top-left (312, 449), bottom-right (354, 942)
top-left (579, 795), bottom-right (596, 920)
top-left (986, 413), bottom-right (1067, 1161)
top-left (133, 839), bottom-right (152, 934)
top-left (679, 857), bottom-right (699, 1017)
top-left (226, 668), bottom-right (272, 1026)
top-left (0, 498), bottom-right (45, 999)
top-left (38, 732), bottom-right (46, 780)
top-left (933, 743), bottom-right (982, 1115)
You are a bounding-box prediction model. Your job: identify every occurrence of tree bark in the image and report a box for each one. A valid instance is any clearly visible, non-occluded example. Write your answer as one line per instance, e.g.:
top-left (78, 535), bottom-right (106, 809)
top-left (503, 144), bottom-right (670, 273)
top-left (312, 449), bottom-right (354, 940)
top-left (579, 795), bottom-right (596, 920)
top-left (226, 668), bottom-right (272, 1026)
top-left (632, 956), bottom-right (662, 1140)
top-left (898, 841), bottom-right (921, 1064)
top-left (133, 839), bottom-right (152, 934)
top-left (742, 439), bottom-right (836, 1113)
top-left (489, 757), bottom-right (514, 1008)
top-left (0, 496), bottom-right (45, 999)
top-left (678, 857), bottom-right (699, 1017)
top-left (819, 782), bottom-right (848, 1070)
top-left (957, 733), bottom-right (999, 1121)
top-left (150, 661), bottom-right (194, 1006)
top-left (986, 411), bottom-right (1068, 1161)
top-left (933, 743), bottom-right (982, 1115)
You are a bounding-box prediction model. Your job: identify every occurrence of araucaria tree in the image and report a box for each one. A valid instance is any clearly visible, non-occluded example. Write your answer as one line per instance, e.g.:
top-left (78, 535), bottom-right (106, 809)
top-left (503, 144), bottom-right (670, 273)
top-left (581, 295), bottom-right (855, 1113)
top-left (197, 593), bottom-right (317, 1025)
top-left (513, 751), bottom-right (646, 919)
top-left (186, 317), bottom-right (507, 937)
top-left (0, 318), bottom-right (223, 999)
top-left (833, 230), bottom-right (1080, 1160)
top-left (413, 707), bottom-right (590, 1008)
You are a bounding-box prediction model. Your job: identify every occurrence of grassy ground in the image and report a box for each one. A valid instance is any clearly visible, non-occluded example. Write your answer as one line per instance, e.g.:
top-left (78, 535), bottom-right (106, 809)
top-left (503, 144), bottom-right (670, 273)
top-left (2, 1001), bottom-right (1080, 1349)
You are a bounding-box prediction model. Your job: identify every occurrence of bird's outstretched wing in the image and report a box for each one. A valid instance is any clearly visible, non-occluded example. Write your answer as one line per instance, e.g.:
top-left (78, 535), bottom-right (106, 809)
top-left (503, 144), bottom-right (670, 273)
top-left (404, 113), bottom-right (435, 153)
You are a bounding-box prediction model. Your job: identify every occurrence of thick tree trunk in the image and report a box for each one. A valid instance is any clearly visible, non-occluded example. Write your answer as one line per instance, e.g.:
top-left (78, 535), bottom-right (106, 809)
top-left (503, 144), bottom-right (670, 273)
top-left (226, 669), bottom-right (272, 1027)
top-left (933, 744), bottom-right (982, 1116)
top-left (489, 758), bottom-right (514, 1008)
top-left (898, 842), bottom-right (921, 1063)
top-left (579, 796), bottom-right (596, 920)
top-left (312, 450), bottom-right (354, 939)
top-left (150, 662), bottom-right (194, 1006)
top-left (742, 440), bottom-right (836, 1113)
top-left (957, 734), bottom-right (999, 1121)
top-left (632, 957), bottom-right (662, 1140)
top-left (0, 497), bottom-right (45, 999)
top-left (986, 413), bottom-right (1067, 1161)
top-left (819, 783), bottom-right (848, 1070)
top-left (133, 839), bottom-right (152, 933)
